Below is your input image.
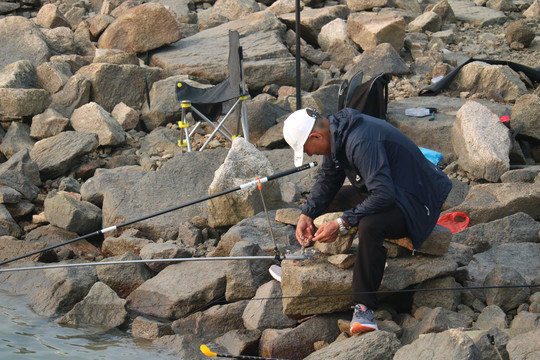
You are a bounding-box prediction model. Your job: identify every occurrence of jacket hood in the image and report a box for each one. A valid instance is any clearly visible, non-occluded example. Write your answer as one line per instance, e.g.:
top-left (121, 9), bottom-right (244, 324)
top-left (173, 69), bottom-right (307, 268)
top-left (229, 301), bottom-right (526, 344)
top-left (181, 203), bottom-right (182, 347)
top-left (329, 109), bottom-right (359, 169)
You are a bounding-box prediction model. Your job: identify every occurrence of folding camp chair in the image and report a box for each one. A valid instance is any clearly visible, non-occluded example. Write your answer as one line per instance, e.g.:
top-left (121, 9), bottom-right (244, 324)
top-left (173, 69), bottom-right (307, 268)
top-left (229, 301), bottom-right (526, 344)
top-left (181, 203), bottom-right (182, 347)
top-left (175, 30), bottom-right (250, 151)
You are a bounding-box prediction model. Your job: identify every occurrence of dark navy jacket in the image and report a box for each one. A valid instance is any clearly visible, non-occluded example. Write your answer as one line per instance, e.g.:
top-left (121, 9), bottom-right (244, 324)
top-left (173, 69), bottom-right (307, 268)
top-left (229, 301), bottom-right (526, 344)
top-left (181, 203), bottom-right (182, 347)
top-left (301, 108), bottom-right (452, 249)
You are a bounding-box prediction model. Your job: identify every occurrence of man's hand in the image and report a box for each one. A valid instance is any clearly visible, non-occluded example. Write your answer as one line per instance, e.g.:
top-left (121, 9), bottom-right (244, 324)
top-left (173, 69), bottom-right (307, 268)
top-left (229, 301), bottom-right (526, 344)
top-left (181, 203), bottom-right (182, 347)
top-left (312, 220), bottom-right (340, 243)
top-left (296, 214), bottom-right (315, 246)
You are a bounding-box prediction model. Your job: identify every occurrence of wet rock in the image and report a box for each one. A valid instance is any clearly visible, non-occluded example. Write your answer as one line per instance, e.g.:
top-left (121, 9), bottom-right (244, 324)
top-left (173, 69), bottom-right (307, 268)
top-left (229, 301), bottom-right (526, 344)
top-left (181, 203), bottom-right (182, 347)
top-left (132, 316), bottom-right (174, 340)
top-left (57, 281), bottom-right (128, 330)
top-left (97, 251), bottom-right (154, 298)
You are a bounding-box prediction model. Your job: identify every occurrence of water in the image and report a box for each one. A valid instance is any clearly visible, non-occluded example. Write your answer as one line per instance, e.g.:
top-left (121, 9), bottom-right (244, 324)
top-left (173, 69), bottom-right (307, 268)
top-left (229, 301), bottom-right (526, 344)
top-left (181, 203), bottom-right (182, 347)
top-left (0, 289), bottom-right (176, 360)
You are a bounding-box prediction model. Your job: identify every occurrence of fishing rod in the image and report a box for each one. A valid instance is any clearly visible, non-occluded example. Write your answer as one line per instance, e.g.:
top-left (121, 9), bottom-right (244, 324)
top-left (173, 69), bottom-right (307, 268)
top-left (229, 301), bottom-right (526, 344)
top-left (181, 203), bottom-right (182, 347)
top-left (200, 344), bottom-right (293, 360)
top-left (0, 162), bottom-right (318, 267)
top-left (0, 253), bottom-right (314, 273)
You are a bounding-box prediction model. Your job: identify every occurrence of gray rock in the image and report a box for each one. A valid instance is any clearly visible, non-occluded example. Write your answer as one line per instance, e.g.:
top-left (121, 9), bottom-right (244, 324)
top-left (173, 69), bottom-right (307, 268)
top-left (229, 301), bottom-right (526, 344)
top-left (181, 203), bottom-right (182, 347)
top-left (448, 0), bottom-right (506, 26)
top-left (505, 20), bottom-right (535, 47)
top-left (387, 96), bottom-right (507, 161)
top-left (474, 305), bottom-right (507, 330)
top-left (139, 127), bottom-right (183, 157)
top-left (0, 16), bottom-right (51, 69)
top-left (50, 73), bottom-right (91, 118)
top-left (501, 166), bottom-right (540, 183)
top-left (350, 43), bottom-right (411, 79)
top-left (24, 224), bottom-right (99, 261)
top-left (0, 60), bottom-right (37, 89)
top-left (198, 0), bottom-right (261, 29)
top-left (511, 94), bottom-right (540, 142)
top-left (0, 204), bottom-right (23, 237)
top-left (484, 265), bottom-right (530, 312)
top-left (44, 191), bottom-right (102, 234)
top-left (395, 328), bottom-right (482, 359)
top-left (215, 210), bottom-right (297, 256)
top-left (171, 300), bottom-right (248, 339)
top-left (97, 251), bottom-right (154, 298)
top-left (35, 4), bottom-right (71, 29)
top-left (506, 327), bottom-right (540, 360)
top-left (408, 11), bottom-right (442, 33)
top-left (76, 62), bottom-right (162, 112)
top-left (225, 241), bottom-right (273, 301)
top-left (0, 122), bottom-right (34, 159)
top-left (469, 327), bottom-right (510, 360)
top-left (452, 100), bottom-right (510, 182)
top-left (412, 276), bottom-right (462, 312)
top-left (150, 11), bottom-right (313, 92)
top-left (446, 183), bottom-right (540, 226)
top-left (213, 329), bottom-right (261, 357)
top-left (30, 108), bottom-right (70, 140)
top-left (98, 3), bottom-right (180, 53)
top-left (208, 138), bottom-right (282, 228)
top-left (452, 212), bottom-right (540, 254)
top-left (30, 131), bottom-right (99, 180)
top-left (0, 170), bottom-right (39, 201)
top-left (139, 242), bottom-right (194, 273)
top-left (132, 316), bottom-right (174, 340)
top-left (36, 61), bottom-right (72, 95)
top-left (462, 243), bottom-right (540, 286)
top-left (101, 228), bottom-right (153, 257)
top-left (450, 62), bottom-right (528, 102)
top-left (56, 282), bottom-right (128, 330)
top-left (70, 102), bottom-right (126, 146)
top-left (242, 280), bottom-right (297, 330)
top-left (347, 12), bottom-right (407, 52)
top-left (28, 265), bottom-right (98, 317)
top-left (126, 260), bottom-right (228, 319)
top-left (0, 148), bottom-right (39, 188)
top-left (259, 314), bottom-right (342, 359)
top-left (0, 88), bottom-right (51, 118)
top-left (94, 150), bottom-right (227, 240)
top-left (304, 330), bottom-right (402, 360)
top-left (0, 186), bottom-right (21, 204)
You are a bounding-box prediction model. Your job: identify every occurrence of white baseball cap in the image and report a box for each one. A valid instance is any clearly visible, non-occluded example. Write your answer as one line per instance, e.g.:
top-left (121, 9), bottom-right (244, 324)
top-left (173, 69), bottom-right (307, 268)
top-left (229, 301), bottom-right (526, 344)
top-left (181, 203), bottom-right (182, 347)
top-left (283, 108), bottom-right (317, 167)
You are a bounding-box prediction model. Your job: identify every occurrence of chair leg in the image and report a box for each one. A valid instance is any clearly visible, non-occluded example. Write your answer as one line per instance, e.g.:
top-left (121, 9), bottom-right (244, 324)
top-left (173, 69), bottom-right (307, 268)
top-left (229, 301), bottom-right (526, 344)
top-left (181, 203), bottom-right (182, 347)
top-left (199, 99), bottom-right (242, 151)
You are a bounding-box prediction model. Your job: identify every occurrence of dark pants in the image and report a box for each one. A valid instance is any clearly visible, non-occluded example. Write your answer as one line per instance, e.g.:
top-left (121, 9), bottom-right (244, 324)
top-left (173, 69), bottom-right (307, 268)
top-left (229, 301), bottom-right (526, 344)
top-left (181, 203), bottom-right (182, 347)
top-left (326, 186), bottom-right (408, 309)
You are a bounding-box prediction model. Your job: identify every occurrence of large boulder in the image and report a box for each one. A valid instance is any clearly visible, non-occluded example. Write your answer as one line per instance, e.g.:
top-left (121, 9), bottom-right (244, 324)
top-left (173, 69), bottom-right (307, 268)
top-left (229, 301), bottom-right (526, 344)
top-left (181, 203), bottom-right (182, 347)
top-left (29, 131), bottom-right (99, 181)
top-left (0, 16), bottom-right (51, 68)
top-left (451, 100), bottom-right (510, 182)
top-left (44, 191), bottom-right (102, 234)
top-left (347, 12), bottom-right (407, 52)
top-left (445, 182), bottom-right (540, 226)
top-left (126, 260), bottom-right (228, 319)
top-left (56, 281), bottom-right (129, 330)
top-left (77, 63), bottom-right (163, 112)
top-left (98, 3), bottom-right (180, 53)
top-left (450, 62), bottom-right (528, 102)
top-left (208, 138), bottom-right (282, 228)
top-left (0, 88), bottom-right (51, 118)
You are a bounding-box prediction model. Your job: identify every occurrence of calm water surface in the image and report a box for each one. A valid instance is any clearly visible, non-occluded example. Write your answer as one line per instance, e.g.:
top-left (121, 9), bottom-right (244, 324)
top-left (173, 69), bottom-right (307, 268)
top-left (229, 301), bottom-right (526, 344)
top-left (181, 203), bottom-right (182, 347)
top-left (0, 289), bottom-right (176, 360)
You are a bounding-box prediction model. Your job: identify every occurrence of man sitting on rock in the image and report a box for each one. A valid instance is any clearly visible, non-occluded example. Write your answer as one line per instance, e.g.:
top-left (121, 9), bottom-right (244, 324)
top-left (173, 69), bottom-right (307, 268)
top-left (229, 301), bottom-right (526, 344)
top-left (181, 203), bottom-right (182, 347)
top-left (283, 108), bottom-right (452, 334)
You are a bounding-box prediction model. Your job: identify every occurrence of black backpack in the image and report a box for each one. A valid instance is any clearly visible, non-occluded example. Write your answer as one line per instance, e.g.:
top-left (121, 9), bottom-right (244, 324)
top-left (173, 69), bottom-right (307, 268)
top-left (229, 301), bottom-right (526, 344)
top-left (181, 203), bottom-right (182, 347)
top-left (338, 72), bottom-right (390, 120)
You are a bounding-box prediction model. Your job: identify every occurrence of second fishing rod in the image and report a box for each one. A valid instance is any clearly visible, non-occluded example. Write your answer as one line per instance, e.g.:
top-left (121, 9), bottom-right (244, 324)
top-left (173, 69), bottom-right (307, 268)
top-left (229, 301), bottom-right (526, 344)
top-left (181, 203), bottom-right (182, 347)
top-left (0, 162), bottom-right (318, 267)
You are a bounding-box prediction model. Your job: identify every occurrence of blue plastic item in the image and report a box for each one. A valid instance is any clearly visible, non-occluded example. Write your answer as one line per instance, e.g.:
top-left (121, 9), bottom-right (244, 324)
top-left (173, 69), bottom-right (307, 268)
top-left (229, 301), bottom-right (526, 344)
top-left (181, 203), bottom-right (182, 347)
top-left (419, 147), bottom-right (443, 165)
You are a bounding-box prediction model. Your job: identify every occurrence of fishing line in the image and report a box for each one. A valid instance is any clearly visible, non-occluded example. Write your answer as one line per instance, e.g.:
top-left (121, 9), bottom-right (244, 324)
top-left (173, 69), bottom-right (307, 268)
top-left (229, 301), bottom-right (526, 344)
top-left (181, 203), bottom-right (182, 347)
top-left (0, 162), bottom-right (318, 267)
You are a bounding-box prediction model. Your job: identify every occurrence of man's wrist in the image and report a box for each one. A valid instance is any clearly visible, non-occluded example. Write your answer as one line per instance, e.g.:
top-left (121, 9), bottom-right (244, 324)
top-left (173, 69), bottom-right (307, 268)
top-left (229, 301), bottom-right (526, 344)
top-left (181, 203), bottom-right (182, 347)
top-left (337, 217), bottom-right (350, 235)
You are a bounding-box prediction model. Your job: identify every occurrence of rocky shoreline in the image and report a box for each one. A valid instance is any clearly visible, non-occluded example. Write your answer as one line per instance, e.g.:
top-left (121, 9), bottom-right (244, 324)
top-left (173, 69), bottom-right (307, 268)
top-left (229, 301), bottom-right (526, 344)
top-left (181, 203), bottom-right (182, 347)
top-left (0, 0), bottom-right (539, 359)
